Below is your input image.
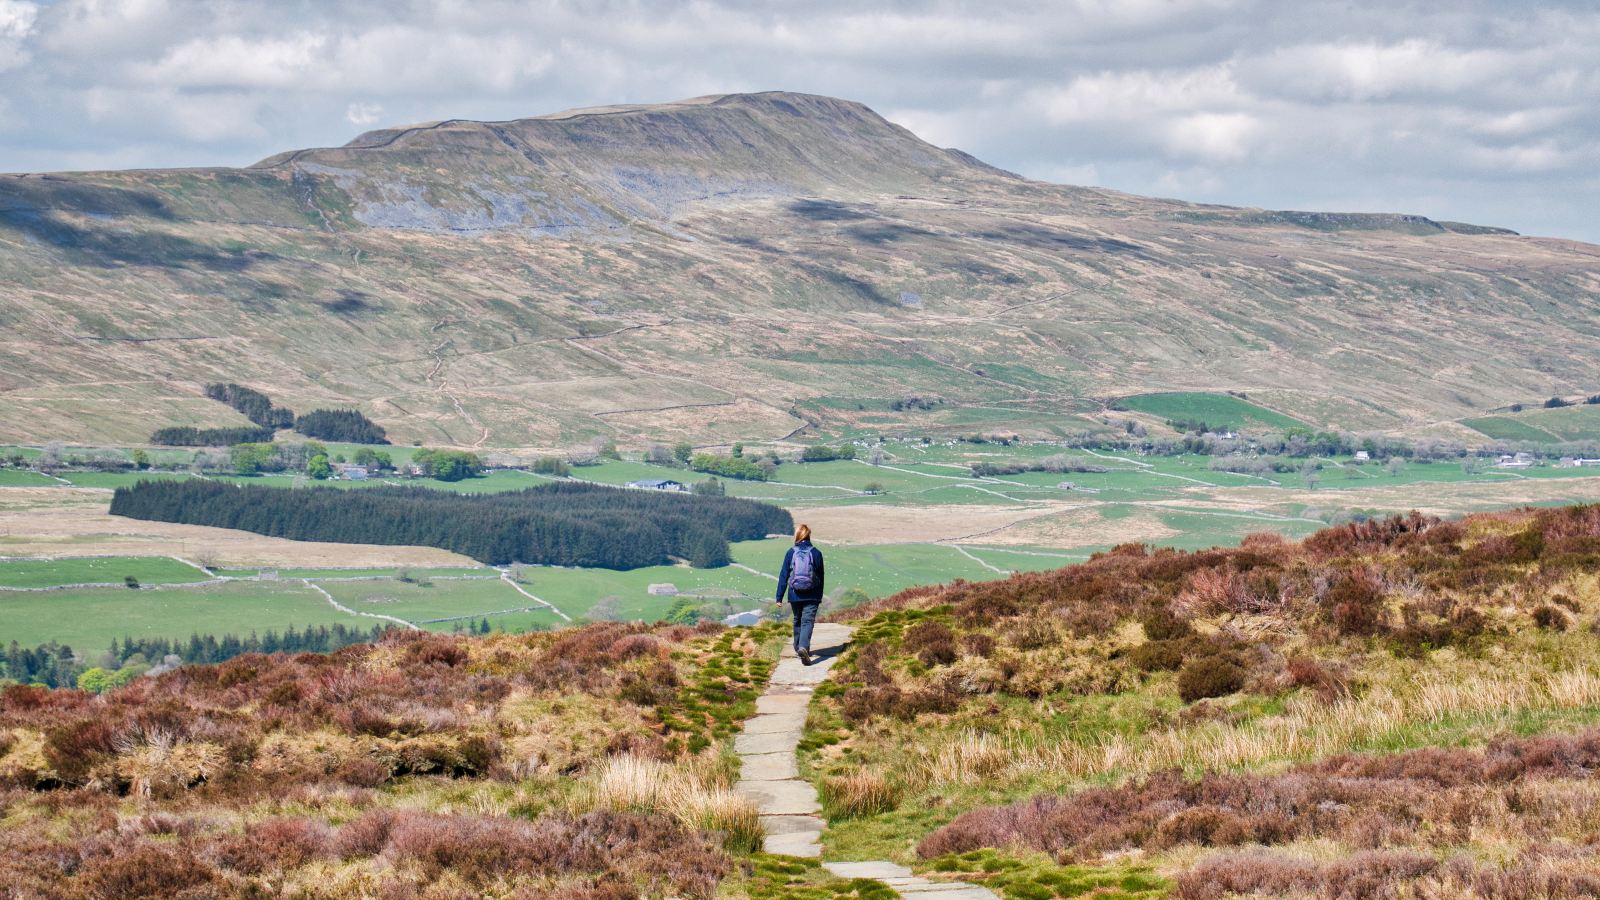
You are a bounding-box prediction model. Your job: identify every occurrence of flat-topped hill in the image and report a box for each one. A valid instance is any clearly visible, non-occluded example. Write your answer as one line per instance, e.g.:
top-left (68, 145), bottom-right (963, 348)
top-left (2, 91), bottom-right (1597, 447)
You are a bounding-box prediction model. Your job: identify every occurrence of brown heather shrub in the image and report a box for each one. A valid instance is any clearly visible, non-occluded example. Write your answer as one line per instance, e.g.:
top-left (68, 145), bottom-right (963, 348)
top-left (1175, 849), bottom-right (1438, 900)
top-left (401, 634), bottom-right (470, 668)
top-left (213, 816), bottom-right (334, 873)
top-left (1321, 571), bottom-right (1387, 636)
top-left (903, 621), bottom-right (959, 666)
top-left (959, 632), bottom-right (997, 658)
top-left (1550, 593), bottom-right (1581, 612)
top-left (1, 685), bottom-right (56, 714)
top-left (920, 728), bottom-right (1600, 866)
top-left (43, 717), bottom-right (118, 785)
top-left (1129, 639), bottom-right (1187, 672)
top-left (82, 840), bottom-right (219, 899)
top-left (1302, 511), bottom-right (1443, 557)
top-left (366, 808), bottom-right (728, 898)
top-left (1176, 653), bottom-right (1245, 703)
top-left (1139, 606), bottom-right (1194, 641)
top-left (1390, 597), bottom-right (1489, 657)
top-left (841, 685), bottom-right (903, 723)
top-left (1534, 604), bottom-right (1572, 631)
top-left (617, 662), bottom-right (680, 707)
top-left (1284, 655), bottom-right (1350, 702)
top-left (1005, 619), bottom-right (1056, 651)
top-left (607, 633), bottom-right (666, 660)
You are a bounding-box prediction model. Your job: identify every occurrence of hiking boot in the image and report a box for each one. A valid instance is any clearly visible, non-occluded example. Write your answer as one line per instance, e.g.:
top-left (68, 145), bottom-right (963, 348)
top-left (798, 648), bottom-right (813, 665)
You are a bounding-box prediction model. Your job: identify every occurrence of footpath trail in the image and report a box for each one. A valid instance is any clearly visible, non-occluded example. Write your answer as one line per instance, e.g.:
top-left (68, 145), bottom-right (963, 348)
top-left (734, 622), bottom-right (997, 899)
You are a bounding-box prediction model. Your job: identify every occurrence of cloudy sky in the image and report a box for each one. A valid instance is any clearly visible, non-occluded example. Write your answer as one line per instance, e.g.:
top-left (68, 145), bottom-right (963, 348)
top-left (2, 0), bottom-right (1597, 241)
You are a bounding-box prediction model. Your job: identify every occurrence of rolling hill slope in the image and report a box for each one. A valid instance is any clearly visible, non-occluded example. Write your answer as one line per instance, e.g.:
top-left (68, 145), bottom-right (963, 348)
top-left (2, 91), bottom-right (1597, 447)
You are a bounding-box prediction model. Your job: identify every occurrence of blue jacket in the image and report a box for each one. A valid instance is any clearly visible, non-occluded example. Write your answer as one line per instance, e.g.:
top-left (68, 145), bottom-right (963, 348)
top-left (776, 541), bottom-right (825, 603)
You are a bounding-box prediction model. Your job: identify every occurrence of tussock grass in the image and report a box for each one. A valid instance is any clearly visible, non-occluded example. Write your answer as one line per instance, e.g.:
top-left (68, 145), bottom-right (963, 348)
top-left (822, 770), bottom-right (902, 819)
top-left (584, 753), bottom-right (763, 852)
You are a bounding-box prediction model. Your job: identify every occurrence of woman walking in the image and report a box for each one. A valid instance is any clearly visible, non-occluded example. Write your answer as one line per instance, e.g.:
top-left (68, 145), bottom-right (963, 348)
top-left (774, 524), bottom-right (825, 664)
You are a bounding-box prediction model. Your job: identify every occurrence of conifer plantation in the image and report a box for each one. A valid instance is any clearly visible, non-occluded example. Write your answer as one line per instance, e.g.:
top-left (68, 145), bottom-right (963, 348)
top-left (108, 479), bottom-right (791, 568)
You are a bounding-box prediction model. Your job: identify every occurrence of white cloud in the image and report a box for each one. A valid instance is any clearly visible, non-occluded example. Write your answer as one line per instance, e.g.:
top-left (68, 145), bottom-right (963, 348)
top-left (346, 102), bottom-right (382, 126)
top-left (0, 0), bottom-right (38, 71)
top-left (1164, 111), bottom-right (1262, 162)
top-left (1244, 39), bottom-right (1512, 101)
top-left (1032, 65), bottom-right (1245, 124)
top-left (134, 31), bottom-right (327, 90)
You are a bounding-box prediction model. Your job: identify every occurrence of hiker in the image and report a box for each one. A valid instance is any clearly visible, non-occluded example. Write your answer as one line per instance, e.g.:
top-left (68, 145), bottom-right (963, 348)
top-left (774, 523), bottom-right (825, 663)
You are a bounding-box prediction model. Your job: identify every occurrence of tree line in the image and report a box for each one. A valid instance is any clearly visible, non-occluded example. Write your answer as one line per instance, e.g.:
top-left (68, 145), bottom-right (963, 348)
top-left (2, 623), bottom-right (386, 690)
top-left (294, 408), bottom-right (389, 444)
top-left (109, 479), bottom-right (792, 569)
top-left (149, 383), bottom-right (389, 446)
top-left (205, 383), bottom-right (295, 429)
top-left (150, 425), bottom-right (276, 446)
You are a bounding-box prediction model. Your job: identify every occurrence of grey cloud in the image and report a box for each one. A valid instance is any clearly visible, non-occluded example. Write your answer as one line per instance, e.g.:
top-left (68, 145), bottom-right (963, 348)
top-left (0, 0), bottom-right (1595, 240)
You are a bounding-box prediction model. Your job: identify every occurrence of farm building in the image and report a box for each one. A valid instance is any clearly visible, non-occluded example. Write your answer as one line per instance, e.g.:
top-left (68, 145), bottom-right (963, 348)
top-left (626, 478), bottom-right (686, 491)
top-left (647, 583), bottom-right (678, 596)
top-left (1353, 450), bottom-right (1371, 461)
top-left (1496, 452), bottom-right (1536, 469)
top-left (332, 464), bottom-right (369, 481)
top-left (723, 609), bottom-right (765, 627)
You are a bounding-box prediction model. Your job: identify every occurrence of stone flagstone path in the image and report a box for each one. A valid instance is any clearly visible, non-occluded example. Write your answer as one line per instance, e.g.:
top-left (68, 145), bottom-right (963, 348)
top-left (734, 622), bottom-right (997, 898)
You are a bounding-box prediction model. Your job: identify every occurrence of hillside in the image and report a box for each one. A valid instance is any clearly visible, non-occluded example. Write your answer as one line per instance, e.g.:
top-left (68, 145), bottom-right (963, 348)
top-left (2, 91), bottom-right (1599, 447)
top-left (803, 504), bottom-right (1600, 896)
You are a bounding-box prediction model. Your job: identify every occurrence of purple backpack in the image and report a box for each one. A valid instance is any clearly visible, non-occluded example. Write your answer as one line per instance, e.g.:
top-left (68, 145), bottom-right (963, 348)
top-left (790, 546), bottom-right (816, 591)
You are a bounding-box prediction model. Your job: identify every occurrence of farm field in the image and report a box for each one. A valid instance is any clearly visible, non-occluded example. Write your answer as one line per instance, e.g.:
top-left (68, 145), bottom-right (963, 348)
top-left (0, 555), bottom-right (209, 588)
top-left (1113, 391), bottom-right (1305, 430)
top-left (0, 580), bottom-right (355, 647)
top-left (7, 439), bottom-right (1600, 650)
top-left (1464, 404), bottom-right (1600, 443)
top-left (1462, 416), bottom-right (1562, 442)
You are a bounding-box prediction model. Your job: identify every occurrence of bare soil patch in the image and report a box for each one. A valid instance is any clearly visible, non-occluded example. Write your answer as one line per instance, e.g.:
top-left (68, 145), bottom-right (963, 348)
top-left (788, 502), bottom-right (1077, 545)
top-left (975, 504), bottom-right (1183, 549)
top-left (0, 487), bottom-right (473, 567)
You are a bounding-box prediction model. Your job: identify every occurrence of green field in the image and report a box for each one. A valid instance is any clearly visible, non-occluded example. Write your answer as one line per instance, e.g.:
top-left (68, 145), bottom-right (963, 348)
top-left (0, 556), bottom-right (211, 588)
top-left (0, 469), bottom-right (59, 487)
top-left (0, 581), bottom-right (356, 647)
top-left (1462, 416), bottom-right (1562, 443)
top-left (316, 578), bottom-right (566, 630)
top-left (1464, 405), bottom-right (1600, 443)
top-left (1115, 391), bottom-right (1305, 430)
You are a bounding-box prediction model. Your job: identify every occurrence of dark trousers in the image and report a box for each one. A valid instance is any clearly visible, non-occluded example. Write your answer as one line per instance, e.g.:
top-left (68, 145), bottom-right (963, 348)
top-left (789, 600), bottom-right (820, 652)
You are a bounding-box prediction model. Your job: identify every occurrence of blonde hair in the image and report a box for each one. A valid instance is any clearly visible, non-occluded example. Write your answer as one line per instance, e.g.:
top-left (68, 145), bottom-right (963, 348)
top-left (794, 524), bottom-right (811, 544)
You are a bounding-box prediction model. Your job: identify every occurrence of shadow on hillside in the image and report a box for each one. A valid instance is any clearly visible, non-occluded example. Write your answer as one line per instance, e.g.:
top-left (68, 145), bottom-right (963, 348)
top-left (788, 199), bottom-right (871, 221)
top-left (0, 209), bottom-right (269, 272)
top-left (972, 223), bottom-right (1149, 257)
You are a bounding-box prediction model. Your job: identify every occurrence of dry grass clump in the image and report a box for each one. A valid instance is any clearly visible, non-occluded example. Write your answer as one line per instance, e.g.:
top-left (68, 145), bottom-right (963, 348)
top-left (821, 769), bottom-right (902, 819)
top-left (584, 754), bottom-right (763, 852)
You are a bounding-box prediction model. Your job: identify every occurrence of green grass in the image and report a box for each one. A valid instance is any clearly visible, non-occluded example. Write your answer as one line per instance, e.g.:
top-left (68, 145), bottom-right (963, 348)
top-left (922, 851), bottom-right (1170, 900)
top-left (1462, 416), bottom-right (1562, 443)
top-left (215, 566), bottom-right (494, 580)
top-left (1115, 392), bottom-right (1304, 431)
top-left (0, 580), bottom-right (356, 646)
top-left (316, 578), bottom-right (557, 627)
top-left (734, 854), bottom-right (897, 899)
top-left (1464, 405), bottom-right (1600, 443)
top-left (0, 555), bottom-right (210, 588)
top-left (0, 469), bottom-right (59, 486)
